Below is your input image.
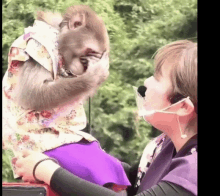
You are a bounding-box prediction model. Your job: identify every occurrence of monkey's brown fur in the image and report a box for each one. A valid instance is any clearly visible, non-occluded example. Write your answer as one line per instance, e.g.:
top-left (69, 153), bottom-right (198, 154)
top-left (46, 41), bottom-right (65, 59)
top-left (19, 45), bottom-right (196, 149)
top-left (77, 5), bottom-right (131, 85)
top-left (15, 5), bottom-right (109, 111)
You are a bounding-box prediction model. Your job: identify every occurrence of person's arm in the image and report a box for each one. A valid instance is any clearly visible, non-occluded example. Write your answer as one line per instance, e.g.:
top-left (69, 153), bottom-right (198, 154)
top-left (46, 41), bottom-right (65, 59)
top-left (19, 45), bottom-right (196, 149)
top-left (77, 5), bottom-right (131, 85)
top-left (50, 167), bottom-right (195, 196)
top-left (121, 161), bottom-right (139, 196)
top-left (16, 151), bottom-right (195, 196)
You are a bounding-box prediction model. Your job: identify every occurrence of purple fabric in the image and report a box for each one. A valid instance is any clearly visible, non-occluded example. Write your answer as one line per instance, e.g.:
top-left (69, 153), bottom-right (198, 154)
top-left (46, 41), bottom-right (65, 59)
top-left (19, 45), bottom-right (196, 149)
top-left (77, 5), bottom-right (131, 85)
top-left (162, 153), bottom-right (197, 195)
top-left (137, 135), bottom-right (197, 195)
top-left (44, 140), bottom-right (131, 187)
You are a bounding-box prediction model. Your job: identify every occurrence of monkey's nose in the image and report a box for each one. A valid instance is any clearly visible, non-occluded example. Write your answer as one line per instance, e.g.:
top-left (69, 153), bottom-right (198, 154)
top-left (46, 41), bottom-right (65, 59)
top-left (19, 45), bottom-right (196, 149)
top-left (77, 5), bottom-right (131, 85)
top-left (137, 86), bottom-right (147, 97)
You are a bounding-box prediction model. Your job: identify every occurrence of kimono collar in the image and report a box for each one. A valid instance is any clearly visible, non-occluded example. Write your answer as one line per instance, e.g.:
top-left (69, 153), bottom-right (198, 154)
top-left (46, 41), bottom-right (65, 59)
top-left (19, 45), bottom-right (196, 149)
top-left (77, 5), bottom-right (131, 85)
top-left (174, 134), bottom-right (197, 158)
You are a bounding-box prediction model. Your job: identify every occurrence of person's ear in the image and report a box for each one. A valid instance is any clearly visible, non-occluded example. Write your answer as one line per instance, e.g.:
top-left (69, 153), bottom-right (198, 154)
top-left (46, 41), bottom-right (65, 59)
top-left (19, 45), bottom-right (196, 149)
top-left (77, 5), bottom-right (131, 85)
top-left (177, 98), bottom-right (195, 116)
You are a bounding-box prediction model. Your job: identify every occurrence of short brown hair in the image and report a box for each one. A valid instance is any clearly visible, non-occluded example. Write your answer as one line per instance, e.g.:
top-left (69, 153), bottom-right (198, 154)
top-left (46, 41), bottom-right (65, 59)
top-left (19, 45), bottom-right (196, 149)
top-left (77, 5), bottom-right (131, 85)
top-left (154, 40), bottom-right (197, 113)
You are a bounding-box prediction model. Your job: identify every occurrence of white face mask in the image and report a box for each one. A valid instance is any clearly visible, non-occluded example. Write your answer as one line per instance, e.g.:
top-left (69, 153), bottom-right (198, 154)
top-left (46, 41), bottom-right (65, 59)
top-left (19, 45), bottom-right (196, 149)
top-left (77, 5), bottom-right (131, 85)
top-left (133, 86), bottom-right (189, 138)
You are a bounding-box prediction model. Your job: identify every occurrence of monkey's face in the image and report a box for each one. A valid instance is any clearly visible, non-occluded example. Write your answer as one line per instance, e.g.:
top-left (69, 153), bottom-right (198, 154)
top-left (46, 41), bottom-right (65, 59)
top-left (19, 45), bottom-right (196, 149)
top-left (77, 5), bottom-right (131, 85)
top-left (58, 32), bottom-right (104, 76)
top-left (58, 43), bottom-right (101, 76)
top-left (57, 6), bottom-right (109, 76)
top-left (61, 49), bottom-right (85, 76)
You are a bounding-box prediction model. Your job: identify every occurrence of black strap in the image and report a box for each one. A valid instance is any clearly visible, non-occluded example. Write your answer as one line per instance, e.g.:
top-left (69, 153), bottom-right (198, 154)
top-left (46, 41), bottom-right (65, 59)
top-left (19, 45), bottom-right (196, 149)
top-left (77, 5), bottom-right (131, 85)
top-left (33, 158), bottom-right (59, 183)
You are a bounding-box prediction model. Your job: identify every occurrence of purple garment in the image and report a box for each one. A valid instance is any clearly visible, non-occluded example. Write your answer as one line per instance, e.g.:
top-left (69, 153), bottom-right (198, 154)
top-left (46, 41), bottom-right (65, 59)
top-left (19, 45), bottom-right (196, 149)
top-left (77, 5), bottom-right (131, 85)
top-left (44, 140), bottom-right (131, 187)
top-left (137, 135), bottom-right (197, 195)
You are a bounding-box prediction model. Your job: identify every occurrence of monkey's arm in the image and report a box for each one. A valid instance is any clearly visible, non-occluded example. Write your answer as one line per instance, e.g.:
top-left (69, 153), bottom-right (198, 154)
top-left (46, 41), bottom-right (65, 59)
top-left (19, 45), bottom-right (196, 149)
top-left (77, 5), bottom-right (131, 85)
top-left (16, 58), bottom-right (106, 111)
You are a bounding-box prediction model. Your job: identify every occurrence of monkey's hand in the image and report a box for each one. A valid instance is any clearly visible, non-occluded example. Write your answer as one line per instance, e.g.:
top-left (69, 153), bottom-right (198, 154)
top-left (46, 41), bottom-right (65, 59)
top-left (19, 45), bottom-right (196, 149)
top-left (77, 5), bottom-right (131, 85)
top-left (15, 53), bottom-right (109, 111)
top-left (82, 51), bottom-right (109, 86)
top-left (58, 67), bottom-right (77, 78)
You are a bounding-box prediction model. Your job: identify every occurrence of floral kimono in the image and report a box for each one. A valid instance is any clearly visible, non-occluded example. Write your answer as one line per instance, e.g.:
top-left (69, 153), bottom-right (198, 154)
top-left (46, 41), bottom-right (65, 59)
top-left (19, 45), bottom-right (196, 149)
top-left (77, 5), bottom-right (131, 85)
top-left (3, 20), bottom-right (131, 192)
top-left (2, 20), bottom-right (97, 178)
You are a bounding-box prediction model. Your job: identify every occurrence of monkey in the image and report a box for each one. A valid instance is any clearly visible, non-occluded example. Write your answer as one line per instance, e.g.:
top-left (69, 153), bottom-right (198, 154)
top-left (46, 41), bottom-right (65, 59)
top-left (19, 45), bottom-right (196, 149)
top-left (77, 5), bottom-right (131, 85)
top-left (3, 4), bottom-right (110, 179)
top-left (14, 5), bottom-right (110, 111)
top-left (2, 7), bottom-right (131, 192)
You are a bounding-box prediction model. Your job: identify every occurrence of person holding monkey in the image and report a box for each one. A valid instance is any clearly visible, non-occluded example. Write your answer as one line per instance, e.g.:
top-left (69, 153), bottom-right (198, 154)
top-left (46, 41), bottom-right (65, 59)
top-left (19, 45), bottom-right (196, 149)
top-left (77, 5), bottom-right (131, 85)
top-left (15, 40), bottom-right (197, 196)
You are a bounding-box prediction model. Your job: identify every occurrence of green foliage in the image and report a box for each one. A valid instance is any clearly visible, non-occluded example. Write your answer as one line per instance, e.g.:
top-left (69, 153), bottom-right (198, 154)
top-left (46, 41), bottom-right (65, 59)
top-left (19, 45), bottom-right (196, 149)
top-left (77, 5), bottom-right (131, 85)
top-left (2, 150), bottom-right (18, 182)
top-left (2, 0), bottom-right (197, 182)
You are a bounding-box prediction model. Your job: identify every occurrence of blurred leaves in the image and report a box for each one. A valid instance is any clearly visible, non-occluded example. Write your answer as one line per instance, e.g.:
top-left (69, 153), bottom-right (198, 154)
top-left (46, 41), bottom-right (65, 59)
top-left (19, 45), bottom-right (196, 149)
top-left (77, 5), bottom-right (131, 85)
top-left (2, 0), bottom-right (197, 182)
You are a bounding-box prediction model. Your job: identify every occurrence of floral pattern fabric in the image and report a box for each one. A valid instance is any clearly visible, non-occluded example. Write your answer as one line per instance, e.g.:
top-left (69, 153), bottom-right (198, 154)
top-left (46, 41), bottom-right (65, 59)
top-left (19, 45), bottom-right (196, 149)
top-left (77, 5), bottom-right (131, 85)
top-left (2, 20), bottom-right (97, 178)
top-left (134, 133), bottom-right (167, 188)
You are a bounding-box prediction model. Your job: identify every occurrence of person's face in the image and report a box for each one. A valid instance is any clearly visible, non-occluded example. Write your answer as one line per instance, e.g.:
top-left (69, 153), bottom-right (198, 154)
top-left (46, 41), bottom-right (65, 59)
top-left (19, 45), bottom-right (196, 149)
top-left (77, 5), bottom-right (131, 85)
top-left (143, 61), bottom-right (173, 112)
top-left (142, 61), bottom-right (177, 129)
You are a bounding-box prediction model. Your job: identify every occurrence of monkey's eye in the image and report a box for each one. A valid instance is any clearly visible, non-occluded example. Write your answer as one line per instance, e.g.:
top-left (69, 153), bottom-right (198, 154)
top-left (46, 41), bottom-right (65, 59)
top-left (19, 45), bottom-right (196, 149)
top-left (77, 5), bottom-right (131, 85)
top-left (85, 48), bottom-right (94, 55)
top-left (74, 22), bottom-right (82, 28)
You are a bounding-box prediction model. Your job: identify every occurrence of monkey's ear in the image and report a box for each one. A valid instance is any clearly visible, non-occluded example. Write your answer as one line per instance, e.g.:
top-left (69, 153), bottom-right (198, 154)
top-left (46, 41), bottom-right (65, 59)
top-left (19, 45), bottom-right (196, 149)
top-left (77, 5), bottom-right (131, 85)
top-left (68, 13), bottom-right (85, 30)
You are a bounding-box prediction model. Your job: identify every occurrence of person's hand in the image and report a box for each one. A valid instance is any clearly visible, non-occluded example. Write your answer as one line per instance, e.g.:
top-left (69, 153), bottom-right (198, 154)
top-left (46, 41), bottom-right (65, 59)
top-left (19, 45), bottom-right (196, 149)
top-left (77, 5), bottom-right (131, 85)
top-left (15, 149), bottom-right (51, 182)
top-left (81, 51), bottom-right (109, 85)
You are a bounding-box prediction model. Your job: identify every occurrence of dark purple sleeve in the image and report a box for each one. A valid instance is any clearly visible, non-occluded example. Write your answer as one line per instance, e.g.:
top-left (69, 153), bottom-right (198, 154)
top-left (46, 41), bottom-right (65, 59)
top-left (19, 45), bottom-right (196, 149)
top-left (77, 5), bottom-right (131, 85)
top-left (50, 167), bottom-right (195, 196)
top-left (50, 167), bottom-right (118, 196)
top-left (161, 152), bottom-right (197, 196)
